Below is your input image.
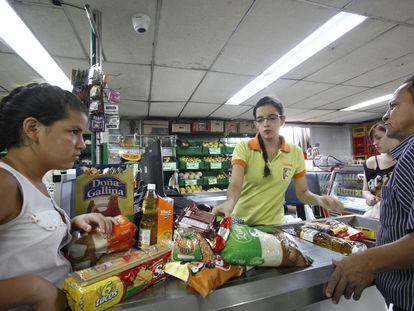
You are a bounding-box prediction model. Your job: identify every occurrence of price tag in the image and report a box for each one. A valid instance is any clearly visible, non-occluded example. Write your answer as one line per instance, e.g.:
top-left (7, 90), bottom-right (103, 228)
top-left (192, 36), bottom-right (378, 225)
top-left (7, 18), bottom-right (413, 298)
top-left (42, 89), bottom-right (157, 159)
top-left (209, 147), bottom-right (221, 154)
top-left (207, 177), bottom-right (218, 185)
top-left (185, 179), bottom-right (197, 186)
top-left (210, 162), bottom-right (222, 169)
top-left (163, 162), bottom-right (177, 171)
top-left (186, 162), bottom-right (199, 169)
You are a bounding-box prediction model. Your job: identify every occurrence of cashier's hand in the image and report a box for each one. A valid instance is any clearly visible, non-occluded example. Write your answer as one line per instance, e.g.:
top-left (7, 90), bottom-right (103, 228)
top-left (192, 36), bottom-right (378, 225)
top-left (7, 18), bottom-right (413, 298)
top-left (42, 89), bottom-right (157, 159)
top-left (324, 253), bottom-right (375, 304)
top-left (318, 195), bottom-right (344, 213)
top-left (212, 201), bottom-right (234, 218)
top-left (71, 213), bottom-right (118, 236)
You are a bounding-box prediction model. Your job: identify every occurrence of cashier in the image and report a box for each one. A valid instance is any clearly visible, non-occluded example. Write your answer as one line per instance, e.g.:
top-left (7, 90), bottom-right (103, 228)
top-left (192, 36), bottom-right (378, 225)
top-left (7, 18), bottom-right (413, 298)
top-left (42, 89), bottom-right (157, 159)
top-left (212, 96), bottom-right (343, 226)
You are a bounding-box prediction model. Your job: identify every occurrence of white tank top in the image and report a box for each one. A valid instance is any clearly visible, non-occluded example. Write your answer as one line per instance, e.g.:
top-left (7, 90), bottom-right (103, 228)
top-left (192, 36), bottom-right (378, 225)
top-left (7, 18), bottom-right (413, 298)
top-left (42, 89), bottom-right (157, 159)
top-left (0, 162), bottom-right (72, 289)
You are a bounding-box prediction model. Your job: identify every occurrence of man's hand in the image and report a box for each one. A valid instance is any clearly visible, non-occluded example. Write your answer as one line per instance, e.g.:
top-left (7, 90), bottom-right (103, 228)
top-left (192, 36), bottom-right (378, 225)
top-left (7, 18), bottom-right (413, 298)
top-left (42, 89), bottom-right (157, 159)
top-left (212, 201), bottom-right (234, 218)
top-left (318, 195), bottom-right (344, 213)
top-left (324, 253), bottom-right (375, 304)
top-left (72, 213), bottom-right (118, 236)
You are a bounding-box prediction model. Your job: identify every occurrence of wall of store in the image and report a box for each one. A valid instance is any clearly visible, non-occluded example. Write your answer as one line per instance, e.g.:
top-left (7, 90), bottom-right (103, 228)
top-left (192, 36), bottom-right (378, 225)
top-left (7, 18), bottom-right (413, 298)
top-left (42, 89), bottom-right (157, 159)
top-left (309, 124), bottom-right (353, 160)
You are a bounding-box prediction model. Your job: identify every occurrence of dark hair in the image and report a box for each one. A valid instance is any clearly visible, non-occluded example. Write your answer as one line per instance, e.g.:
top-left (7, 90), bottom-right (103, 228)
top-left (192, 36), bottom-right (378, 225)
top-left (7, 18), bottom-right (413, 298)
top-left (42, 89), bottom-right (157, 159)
top-left (253, 96), bottom-right (285, 177)
top-left (0, 83), bottom-right (88, 151)
top-left (403, 75), bottom-right (414, 102)
top-left (368, 122), bottom-right (386, 143)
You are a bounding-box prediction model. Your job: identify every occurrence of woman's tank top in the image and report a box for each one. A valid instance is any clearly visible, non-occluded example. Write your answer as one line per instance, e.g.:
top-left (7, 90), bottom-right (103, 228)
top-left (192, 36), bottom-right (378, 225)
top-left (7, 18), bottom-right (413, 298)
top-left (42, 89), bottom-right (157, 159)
top-left (363, 156), bottom-right (395, 197)
top-left (0, 162), bottom-right (72, 288)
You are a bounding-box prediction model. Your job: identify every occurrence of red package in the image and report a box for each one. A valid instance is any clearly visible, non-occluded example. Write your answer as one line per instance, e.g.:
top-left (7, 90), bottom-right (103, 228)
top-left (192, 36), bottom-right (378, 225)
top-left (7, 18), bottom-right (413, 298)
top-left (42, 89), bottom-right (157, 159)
top-left (175, 204), bottom-right (215, 238)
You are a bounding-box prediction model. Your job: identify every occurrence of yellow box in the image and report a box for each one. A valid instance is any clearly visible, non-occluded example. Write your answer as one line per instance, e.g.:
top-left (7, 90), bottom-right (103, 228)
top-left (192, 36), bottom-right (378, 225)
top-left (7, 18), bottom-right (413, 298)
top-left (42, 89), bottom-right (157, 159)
top-left (355, 226), bottom-right (377, 240)
top-left (157, 197), bottom-right (174, 244)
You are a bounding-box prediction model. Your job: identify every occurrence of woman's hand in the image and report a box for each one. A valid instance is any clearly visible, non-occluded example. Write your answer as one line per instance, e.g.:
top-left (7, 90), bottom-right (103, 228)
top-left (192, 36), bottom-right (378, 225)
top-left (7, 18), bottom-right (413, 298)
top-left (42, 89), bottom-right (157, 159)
top-left (318, 195), bottom-right (344, 213)
top-left (212, 201), bottom-right (234, 218)
top-left (71, 213), bottom-right (118, 236)
top-left (366, 195), bottom-right (380, 206)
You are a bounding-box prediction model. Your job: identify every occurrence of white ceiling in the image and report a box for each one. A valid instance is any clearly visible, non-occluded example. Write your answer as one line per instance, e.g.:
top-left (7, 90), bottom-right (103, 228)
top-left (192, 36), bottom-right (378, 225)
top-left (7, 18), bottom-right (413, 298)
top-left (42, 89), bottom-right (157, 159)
top-left (1, 0), bottom-right (414, 124)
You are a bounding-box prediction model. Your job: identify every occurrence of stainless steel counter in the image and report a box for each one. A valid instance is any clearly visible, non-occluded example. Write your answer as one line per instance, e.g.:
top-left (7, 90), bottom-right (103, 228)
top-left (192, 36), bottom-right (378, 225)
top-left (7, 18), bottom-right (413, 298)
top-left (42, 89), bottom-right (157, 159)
top-left (111, 216), bottom-right (377, 311)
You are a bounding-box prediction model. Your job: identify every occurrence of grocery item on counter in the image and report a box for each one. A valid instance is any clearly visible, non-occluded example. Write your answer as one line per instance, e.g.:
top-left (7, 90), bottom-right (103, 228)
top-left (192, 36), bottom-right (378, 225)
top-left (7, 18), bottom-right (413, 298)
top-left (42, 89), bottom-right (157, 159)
top-left (355, 226), bottom-right (377, 240)
top-left (139, 184), bottom-right (158, 249)
top-left (66, 215), bottom-right (137, 270)
top-left (187, 256), bottom-right (245, 298)
top-left (172, 228), bottom-right (216, 263)
top-left (64, 244), bottom-right (171, 311)
top-left (220, 223), bottom-right (311, 267)
top-left (75, 164), bottom-right (134, 218)
top-left (175, 204), bottom-right (216, 239)
top-left (325, 219), bottom-right (366, 241)
top-left (157, 197), bottom-right (174, 244)
top-left (296, 227), bottom-right (367, 255)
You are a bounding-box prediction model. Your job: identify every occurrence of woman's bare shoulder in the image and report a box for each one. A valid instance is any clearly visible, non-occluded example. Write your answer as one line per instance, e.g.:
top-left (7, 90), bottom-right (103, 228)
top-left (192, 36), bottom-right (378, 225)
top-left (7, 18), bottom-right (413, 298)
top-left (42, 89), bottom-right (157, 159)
top-left (365, 156), bottom-right (377, 169)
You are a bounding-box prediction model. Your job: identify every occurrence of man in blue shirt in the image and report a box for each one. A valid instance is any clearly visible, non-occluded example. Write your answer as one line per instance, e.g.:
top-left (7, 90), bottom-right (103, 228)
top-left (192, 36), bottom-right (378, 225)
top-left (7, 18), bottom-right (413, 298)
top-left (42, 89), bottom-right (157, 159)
top-left (325, 75), bottom-right (414, 311)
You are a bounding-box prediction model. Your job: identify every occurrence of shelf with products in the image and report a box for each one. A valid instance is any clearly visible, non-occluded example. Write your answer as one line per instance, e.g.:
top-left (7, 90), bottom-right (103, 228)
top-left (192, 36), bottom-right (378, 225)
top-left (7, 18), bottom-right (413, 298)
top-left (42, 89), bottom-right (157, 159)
top-left (327, 166), bottom-right (366, 215)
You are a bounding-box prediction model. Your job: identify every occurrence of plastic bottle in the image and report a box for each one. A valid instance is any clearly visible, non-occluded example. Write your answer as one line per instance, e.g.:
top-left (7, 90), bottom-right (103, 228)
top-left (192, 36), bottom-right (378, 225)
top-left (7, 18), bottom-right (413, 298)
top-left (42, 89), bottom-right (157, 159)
top-left (139, 184), bottom-right (158, 248)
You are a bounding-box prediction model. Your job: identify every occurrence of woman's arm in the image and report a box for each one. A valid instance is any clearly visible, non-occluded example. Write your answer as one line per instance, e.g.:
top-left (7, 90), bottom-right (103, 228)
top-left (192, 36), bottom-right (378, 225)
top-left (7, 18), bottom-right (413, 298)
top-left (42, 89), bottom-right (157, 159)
top-left (294, 175), bottom-right (343, 212)
top-left (212, 164), bottom-right (244, 217)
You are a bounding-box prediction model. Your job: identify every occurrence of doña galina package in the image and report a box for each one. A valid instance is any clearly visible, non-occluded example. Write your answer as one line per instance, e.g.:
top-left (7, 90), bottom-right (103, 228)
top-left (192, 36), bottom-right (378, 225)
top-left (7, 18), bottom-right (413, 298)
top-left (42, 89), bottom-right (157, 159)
top-left (75, 165), bottom-right (134, 218)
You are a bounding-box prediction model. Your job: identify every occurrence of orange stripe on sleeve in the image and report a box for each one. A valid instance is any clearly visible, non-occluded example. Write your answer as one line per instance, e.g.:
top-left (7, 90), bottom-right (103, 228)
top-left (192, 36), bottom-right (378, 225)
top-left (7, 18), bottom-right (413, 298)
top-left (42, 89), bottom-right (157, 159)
top-left (293, 169), bottom-right (306, 179)
top-left (232, 159), bottom-right (246, 169)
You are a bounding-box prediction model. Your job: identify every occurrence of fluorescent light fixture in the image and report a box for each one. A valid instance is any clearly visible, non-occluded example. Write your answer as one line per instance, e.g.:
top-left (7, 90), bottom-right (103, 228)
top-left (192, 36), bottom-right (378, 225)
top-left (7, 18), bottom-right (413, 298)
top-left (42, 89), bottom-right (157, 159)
top-left (225, 12), bottom-right (367, 105)
top-left (340, 94), bottom-right (393, 111)
top-left (0, 0), bottom-right (72, 90)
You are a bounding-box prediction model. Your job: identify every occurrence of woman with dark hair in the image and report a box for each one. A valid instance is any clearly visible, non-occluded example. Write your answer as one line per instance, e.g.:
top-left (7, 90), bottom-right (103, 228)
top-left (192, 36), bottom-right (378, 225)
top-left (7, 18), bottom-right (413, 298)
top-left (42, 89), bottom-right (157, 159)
top-left (212, 96), bottom-right (343, 226)
top-left (362, 122), bottom-right (399, 219)
top-left (0, 84), bottom-right (116, 310)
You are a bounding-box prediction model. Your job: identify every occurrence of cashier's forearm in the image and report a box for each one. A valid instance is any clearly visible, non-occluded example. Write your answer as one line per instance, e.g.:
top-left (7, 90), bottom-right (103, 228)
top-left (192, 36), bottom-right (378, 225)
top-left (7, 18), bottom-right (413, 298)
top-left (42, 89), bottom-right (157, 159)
top-left (226, 182), bottom-right (242, 207)
top-left (366, 232), bottom-right (414, 273)
top-left (296, 190), bottom-right (320, 206)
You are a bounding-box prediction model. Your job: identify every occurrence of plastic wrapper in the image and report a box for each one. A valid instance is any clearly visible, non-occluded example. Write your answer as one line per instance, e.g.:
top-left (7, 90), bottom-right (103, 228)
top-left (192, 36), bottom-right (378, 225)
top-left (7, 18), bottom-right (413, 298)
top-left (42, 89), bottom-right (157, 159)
top-left (220, 223), bottom-right (311, 267)
top-left (66, 215), bottom-right (137, 270)
top-left (174, 204), bottom-right (215, 238)
top-left (64, 244), bottom-right (171, 311)
top-left (187, 256), bottom-right (245, 298)
top-left (172, 228), bottom-right (215, 263)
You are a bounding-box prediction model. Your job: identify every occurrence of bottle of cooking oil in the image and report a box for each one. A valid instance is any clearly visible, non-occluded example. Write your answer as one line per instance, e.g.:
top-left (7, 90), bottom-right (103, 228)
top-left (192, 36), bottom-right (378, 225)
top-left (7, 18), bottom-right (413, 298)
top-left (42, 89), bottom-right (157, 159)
top-left (139, 184), bottom-right (158, 248)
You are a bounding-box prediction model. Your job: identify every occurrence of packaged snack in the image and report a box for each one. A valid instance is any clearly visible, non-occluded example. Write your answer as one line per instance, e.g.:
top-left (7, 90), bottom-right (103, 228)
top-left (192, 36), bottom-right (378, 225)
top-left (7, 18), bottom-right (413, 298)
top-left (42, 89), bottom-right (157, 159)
top-left (75, 164), bottom-right (134, 218)
top-left (66, 215), bottom-right (137, 270)
top-left (157, 197), bottom-right (174, 244)
top-left (355, 226), bottom-right (377, 240)
top-left (175, 204), bottom-right (215, 238)
top-left (220, 223), bottom-right (311, 267)
top-left (172, 228), bottom-right (203, 262)
top-left (324, 219), bottom-right (366, 241)
top-left (187, 256), bottom-right (245, 298)
top-left (64, 244), bottom-right (170, 311)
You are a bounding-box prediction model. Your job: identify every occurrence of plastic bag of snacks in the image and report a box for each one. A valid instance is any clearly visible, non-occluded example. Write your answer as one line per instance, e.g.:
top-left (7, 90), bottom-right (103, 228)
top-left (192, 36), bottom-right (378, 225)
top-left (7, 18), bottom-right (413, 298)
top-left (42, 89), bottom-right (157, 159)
top-left (174, 204), bottom-right (216, 239)
top-left (187, 255), bottom-right (245, 298)
top-left (66, 215), bottom-right (137, 270)
top-left (172, 228), bottom-right (215, 263)
top-left (220, 223), bottom-right (311, 267)
top-left (64, 244), bottom-right (170, 311)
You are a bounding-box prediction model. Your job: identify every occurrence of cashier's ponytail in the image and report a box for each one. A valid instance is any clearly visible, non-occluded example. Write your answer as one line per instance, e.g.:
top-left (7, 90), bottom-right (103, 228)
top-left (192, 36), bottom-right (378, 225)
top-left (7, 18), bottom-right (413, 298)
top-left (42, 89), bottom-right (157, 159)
top-left (0, 83), bottom-right (87, 152)
top-left (253, 96), bottom-right (285, 178)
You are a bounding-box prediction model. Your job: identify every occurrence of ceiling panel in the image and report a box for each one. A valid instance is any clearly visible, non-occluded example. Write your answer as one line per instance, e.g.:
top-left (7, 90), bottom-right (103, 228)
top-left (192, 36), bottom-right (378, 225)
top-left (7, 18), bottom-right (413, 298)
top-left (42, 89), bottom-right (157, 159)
top-left (209, 104), bottom-right (251, 119)
top-left (241, 79), bottom-right (298, 106)
top-left (212, 0), bottom-right (335, 75)
top-left (237, 109), bottom-right (254, 120)
top-left (150, 102), bottom-right (185, 117)
top-left (376, 74), bottom-right (413, 91)
top-left (285, 19), bottom-right (395, 80)
top-left (320, 88), bottom-right (391, 110)
top-left (346, 0), bottom-right (414, 23)
top-left (345, 53), bottom-right (414, 87)
top-left (12, 3), bottom-right (86, 58)
top-left (291, 85), bottom-right (368, 109)
top-left (292, 109), bottom-right (337, 121)
top-left (104, 62), bottom-right (150, 100)
top-left (0, 53), bottom-right (41, 89)
top-left (192, 72), bottom-right (252, 103)
top-left (152, 66), bottom-right (205, 101)
top-left (156, 0), bottom-right (253, 69)
top-left (329, 112), bottom-right (383, 123)
top-left (365, 105), bottom-right (388, 114)
top-left (303, 110), bottom-right (379, 122)
top-left (308, 25), bottom-right (414, 84)
top-left (118, 100), bottom-right (148, 117)
top-left (276, 81), bottom-right (333, 106)
top-left (0, 40), bottom-right (13, 53)
top-left (297, 0), bottom-right (351, 8)
top-left (180, 102), bottom-right (222, 118)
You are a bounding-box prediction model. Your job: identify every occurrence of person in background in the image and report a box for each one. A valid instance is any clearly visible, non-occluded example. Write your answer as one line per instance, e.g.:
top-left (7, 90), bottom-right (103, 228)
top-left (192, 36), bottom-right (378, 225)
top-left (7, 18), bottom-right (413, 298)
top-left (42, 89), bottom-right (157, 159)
top-left (325, 75), bottom-right (414, 311)
top-left (362, 122), bottom-right (399, 219)
top-left (0, 84), bottom-right (116, 311)
top-left (212, 96), bottom-right (343, 226)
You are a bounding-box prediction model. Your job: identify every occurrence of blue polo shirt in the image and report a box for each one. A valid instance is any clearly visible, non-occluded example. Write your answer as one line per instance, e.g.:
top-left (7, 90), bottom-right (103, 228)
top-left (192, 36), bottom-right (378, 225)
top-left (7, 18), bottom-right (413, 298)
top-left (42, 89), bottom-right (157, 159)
top-left (376, 133), bottom-right (414, 311)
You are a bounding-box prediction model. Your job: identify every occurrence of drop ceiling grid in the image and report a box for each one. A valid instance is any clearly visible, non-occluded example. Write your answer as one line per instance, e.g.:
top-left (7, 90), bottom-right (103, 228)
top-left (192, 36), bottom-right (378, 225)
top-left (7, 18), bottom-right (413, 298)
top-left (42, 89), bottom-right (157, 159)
top-left (118, 99), bottom-right (149, 118)
top-left (0, 53), bottom-right (41, 89)
top-left (346, 0), bottom-right (414, 23)
top-left (240, 79), bottom-right (298, 106)
top-left (155, 0), bottom-right (253, 69)
top-left (180, 102), bottom-right (222, 118)
top-left (211, 0), bottom-right (335, 76)
top-left (149, 101), bottom-right (186, 117)
top-left (209, 104), bottom-right (252, 119)
top-left (275, 81), bottom-right (333, 106)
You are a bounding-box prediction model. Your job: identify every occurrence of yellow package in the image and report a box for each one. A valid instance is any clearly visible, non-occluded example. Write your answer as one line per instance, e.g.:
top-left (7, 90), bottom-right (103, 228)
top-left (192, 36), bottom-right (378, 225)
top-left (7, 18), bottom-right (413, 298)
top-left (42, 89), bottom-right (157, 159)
top-left (75, 165), bottom-right (134, 218)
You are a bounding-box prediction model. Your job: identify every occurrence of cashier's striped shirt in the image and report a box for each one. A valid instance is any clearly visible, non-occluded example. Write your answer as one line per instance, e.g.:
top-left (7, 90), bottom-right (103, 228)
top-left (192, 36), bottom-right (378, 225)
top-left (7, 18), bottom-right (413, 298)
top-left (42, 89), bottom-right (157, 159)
top-left (376, 133), bottom-right (414, 311)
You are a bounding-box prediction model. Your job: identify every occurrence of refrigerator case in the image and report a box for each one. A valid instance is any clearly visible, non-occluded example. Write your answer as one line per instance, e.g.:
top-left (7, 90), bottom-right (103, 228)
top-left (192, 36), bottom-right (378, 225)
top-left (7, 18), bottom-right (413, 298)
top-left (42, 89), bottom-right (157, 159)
top-left (328, 166), bottom-right (367, 214)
